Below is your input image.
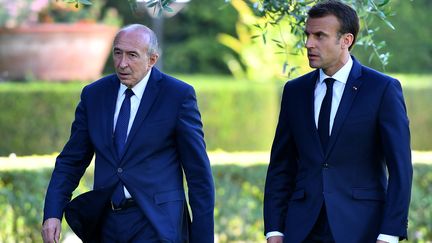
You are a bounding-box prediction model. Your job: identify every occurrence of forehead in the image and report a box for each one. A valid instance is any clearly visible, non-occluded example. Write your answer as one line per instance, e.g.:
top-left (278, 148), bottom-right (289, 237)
top-left (305, 15), bottom-right (340, 34)
top-left (113, 31), bottom-right (149, 52)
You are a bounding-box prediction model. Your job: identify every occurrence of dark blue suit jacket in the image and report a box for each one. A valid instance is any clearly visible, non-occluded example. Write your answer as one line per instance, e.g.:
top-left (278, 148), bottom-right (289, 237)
top-left (264, 57), bottom-right (412, 242)
top-left (43, 68), bottom-right (215, 243)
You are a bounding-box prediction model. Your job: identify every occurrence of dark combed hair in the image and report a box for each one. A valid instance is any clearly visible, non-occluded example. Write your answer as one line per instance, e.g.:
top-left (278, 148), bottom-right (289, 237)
top-left (307, 0), bottom-right (360, 50)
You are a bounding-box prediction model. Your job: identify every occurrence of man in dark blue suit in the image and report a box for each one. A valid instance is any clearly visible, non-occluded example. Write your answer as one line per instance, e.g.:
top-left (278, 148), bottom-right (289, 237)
top-left (41, 24), bottom-right (215, 243)
top-left (264, 1), bottom-right (412, 243)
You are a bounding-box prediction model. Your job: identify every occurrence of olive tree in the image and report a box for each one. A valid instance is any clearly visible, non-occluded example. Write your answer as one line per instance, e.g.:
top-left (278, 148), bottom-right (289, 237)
top-left (68, 0), bottom-right (394, 69)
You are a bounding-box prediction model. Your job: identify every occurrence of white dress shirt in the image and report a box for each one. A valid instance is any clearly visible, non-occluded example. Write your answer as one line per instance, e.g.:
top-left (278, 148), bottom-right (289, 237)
top-left (113, 69), bottom-right (151, 198)
top-left (266, 57), bottom-right (398, 243)
top-left (314, 57), bottom-right (352, 133)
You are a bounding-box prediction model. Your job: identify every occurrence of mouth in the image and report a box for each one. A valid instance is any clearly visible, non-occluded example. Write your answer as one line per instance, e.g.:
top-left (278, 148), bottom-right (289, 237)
top-left (117, 72), bottom-right (130, 77)
top-left (308, 53), bottom-right (319, 60)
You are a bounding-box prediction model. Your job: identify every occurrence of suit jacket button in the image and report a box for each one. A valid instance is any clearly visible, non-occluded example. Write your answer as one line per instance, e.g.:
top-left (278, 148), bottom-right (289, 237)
top-left (117, 168), bottom-right (123, 173)
top-left (322, 163), bottom-right (329, 168)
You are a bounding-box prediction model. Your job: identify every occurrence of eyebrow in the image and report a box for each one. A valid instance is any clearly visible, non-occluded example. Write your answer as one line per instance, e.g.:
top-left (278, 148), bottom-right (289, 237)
top-left (113, 47), bottom-right (139, 55)
top-left (304, 30), bottom-right (328, 36)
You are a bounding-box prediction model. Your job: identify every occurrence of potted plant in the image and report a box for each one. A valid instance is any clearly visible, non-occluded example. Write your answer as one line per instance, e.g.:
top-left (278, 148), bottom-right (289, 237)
top-left (0, 0), bottom-right (120, 82)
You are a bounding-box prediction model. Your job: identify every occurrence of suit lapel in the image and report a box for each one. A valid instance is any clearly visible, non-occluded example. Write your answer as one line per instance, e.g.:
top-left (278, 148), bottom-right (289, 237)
top-left (326, 58), bottom-right (363, 156)
top-left (119, 68), bottom-right (162, 162)
top-left (305, 71), bottom-right (326, 156)
top-left (104, 75), bottom-right (121, 163)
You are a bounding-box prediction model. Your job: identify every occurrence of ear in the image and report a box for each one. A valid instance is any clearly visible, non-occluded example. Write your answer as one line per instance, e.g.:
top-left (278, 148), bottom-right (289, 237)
top-left (148, 53), bottom-right (159, 67)
top-left (341, 33), bottom-right (354, 50)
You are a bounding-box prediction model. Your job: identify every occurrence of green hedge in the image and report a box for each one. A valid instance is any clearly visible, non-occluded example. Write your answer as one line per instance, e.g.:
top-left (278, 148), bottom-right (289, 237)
top-left (0, 162), bottom-right (431, 242)
top-left (0, 76), bottom-right (431, 156)
top-left (193, 81), bottom-right (279, 152)
top-left (0, 83), bottom-right (83, 156)
top-left (0, 80), bottom-right (279, 156)
top-left (404, 88), bottom-right (432, 151)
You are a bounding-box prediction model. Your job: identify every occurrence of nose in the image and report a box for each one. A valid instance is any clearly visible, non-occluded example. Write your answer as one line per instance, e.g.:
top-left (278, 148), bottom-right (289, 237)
top-left (305, 37), bottom-right (313, 49)
top-left (118, 55), bottom-right (128, 69)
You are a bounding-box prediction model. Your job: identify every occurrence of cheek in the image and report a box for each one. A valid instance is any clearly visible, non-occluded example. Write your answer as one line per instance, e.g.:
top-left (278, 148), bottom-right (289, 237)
top-left (113, 57), bottom-right (121, 66)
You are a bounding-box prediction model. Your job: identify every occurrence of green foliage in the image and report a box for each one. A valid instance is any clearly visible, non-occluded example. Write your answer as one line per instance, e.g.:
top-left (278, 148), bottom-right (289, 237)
top-left (352, 0), bottom-right (432, 73)
top-left (0, 167), bottom-right (93, 243)
top-left (0, 162), bottom-right (431, 242)
top-left (63, 0), bottom-right (93, 8)
top-left (248, 0), bottom-right (396, 70)
top-left (162, 0), bottom-right (238, 74)
top-left (0, 79), bottom-right (279, 156)
top-left (68, 0), bottom-right (430, 75)
top-left (0, 83), bottom-right (84, 156)
top-left (0, 170), bottom-right (50, 242)
top-left (410, 164), bottom-right (432, 241)
top-left (218, 0), bottom-right (311, 81)
top-left (404, 88), bottom-right (432, 151)
top-left (0, 73), bottom-right (431, 156)
top-left (394, 73), bottom-right (432, 151)
top-left (213, 164), bottom-right (267, 242)
top-left (102, 0), bottom-right (238, 74)
top-left (192, 81), bottom-right (279, 151)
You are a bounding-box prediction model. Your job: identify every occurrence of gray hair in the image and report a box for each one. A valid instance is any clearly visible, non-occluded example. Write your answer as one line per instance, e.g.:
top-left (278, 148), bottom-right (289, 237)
top-left (115, 24), bottom-right (160, 56)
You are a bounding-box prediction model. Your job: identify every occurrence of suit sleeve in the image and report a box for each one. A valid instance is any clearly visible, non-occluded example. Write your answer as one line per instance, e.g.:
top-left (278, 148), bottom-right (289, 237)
top-left (175, 86), bottom-right (215, 243)
top-left (378, 79), bottom-right (412, 239)
top-left (43, 86), bottom-right (94, 222)
top-left (263, 84), bottom-right (299, 234)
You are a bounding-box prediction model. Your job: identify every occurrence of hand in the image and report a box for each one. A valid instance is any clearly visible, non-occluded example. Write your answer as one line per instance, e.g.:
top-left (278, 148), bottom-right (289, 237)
top-left (376, 241), bottom-right (389, 243)
top-left (267, 236), bottom-right (283, 243)
top-left (41, 218), bottom-right (61, 243)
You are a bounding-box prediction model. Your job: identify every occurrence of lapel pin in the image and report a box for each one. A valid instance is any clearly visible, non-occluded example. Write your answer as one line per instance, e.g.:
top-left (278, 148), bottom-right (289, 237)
top-left (353, 86), bottom-right (358, 91)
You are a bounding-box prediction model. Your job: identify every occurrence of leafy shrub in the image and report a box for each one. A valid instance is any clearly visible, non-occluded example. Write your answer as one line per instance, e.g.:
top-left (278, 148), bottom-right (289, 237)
top-left (0, 162), bottom-right (431, 242)
top-left (404, 88), bottom-right (432, 151)
top-left (0, 83), bottom-right (83, 156)
top-left (352, 0), bottom-right (432, 73)
top-left (0, 80), bottom-right (279, 156)
top-left (195, 81), bottom-right (279, 152)
top-left (0, 74), bottom-right (431, 156)
top-left (102, 0), bottom-right (238, 75)
top-left (409, 164), bottom-right (432, 241)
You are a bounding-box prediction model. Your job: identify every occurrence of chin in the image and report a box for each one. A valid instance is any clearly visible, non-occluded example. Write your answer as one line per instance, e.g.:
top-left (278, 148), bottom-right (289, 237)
top-left (309, 61), bottom-right (319, 69)
top-left (119, 80), bottom-right (131, 87)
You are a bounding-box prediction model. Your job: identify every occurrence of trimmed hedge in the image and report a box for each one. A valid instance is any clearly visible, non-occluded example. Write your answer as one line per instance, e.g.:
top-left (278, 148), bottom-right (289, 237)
top-left (193, 81), bottom-right (279, 152)
top-left (404, 88), bottom-right (432, 151)
top-left (0, 162), bottom-right (431, 242)
top-left (0, 83), bottom-right (84, 156)
top-left (0, 76), bottom-right (431, 155)
top-left (0, 80), bottom-right (279, 156)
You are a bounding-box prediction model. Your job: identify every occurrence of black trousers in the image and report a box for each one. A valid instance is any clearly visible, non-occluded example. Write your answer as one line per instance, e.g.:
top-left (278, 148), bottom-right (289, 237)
top-left (303, 205), bottom-right (335, 243)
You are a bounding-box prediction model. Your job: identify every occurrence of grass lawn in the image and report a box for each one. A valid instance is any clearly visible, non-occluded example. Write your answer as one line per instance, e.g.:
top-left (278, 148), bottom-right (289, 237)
top-left (1, 150), bottom-right (431, 170)
top-left (393, 73), bottom-right (432, 89)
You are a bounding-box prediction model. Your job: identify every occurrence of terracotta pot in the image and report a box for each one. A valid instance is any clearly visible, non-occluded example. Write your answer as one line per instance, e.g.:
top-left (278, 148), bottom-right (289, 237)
top-left (0, 23), bottom-right (118, 82)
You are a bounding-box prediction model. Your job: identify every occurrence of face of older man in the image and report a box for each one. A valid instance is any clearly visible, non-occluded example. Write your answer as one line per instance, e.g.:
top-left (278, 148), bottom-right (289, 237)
top-left (112, 28), bottom-right (158, 88)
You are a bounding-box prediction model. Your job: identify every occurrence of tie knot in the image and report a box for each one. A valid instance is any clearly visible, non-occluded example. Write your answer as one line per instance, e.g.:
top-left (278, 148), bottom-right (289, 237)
top-left (324, 78), bottom-right (335, 88)
top-left (125, 88), bottom-right (134, 98)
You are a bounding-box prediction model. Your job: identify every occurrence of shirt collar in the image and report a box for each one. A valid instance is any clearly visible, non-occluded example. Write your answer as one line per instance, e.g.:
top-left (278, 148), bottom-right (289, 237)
top-left (318, 56), bottom-right (353, 85)
top-left (118, 68), bottom-right (152, 100)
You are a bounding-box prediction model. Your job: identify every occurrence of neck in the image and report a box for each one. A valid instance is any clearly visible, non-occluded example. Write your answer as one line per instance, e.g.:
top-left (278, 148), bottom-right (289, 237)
top-left (323, 52), bottom-right (350, 76)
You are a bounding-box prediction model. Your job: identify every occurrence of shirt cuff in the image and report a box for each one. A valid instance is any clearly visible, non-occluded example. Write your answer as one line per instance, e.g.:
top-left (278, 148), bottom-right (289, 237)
top-left (377, 234), bottom-right (399, 243)
top-left (266, 231), bottom-right (284, 240)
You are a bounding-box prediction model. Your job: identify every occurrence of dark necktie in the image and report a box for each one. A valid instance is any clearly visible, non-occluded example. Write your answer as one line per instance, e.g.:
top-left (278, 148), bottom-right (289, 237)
top-left (318, 78), bottom-right (335, 151)
top-left (114, 88), bottom-right (134, 156)
top-left (112, 88), bottom-right (134, 206)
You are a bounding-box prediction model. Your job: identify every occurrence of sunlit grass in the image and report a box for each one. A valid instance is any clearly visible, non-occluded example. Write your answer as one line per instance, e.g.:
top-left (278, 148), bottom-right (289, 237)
top-left (393, 73), bottom-right (432, 89)
top-left (1, 151), bottom-right (430, 171)
top-left (2, 73), bottom-right (429, 88)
